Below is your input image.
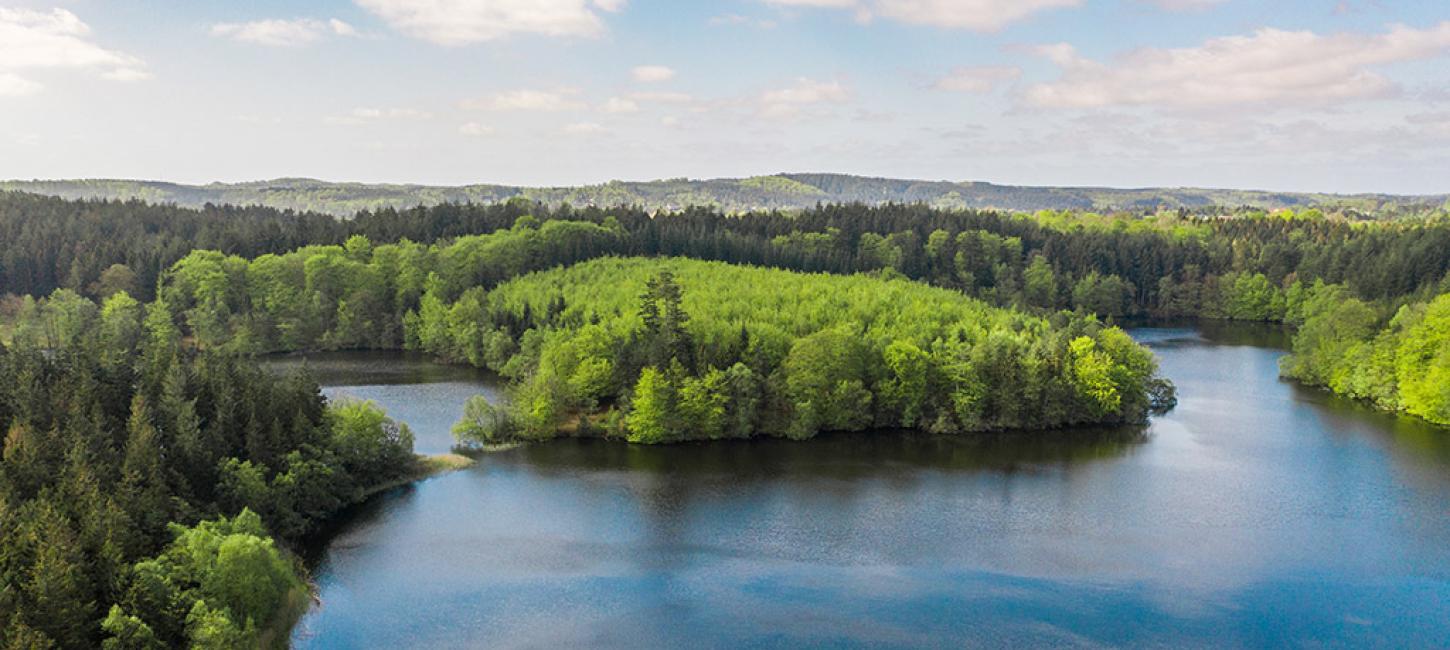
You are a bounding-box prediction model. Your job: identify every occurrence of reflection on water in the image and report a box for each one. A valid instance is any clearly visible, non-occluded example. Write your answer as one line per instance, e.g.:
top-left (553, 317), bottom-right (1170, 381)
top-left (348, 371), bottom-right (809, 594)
top-left (264, 351), bottom-right (502, 455)
top-left (290, 327), bottom-right (1450, 649)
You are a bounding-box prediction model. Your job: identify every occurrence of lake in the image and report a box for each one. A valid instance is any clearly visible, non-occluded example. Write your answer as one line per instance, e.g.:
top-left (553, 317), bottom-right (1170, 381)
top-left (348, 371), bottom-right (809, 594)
top-left (284, 325), bottom-right (1450, 648)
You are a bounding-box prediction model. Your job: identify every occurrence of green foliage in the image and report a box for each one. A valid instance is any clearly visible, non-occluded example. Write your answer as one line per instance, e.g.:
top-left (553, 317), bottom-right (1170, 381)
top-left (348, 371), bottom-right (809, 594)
top-left (0, 296), bottom-right (417, 648)
top-left (443, 257), bottom-right (1168, 442)
top-left (1282, 285), bottom-right (1450, 426)
top-left (158, 218), bottom-right (620, 354)
top-left (451, 395), bottom-right (515, 446)
top-left (107, 510), bottom-right (302, 649)
top-left (327, 400), bottom-right (415, 483)
top-left (1395, 294), bottom-right (1450, 425)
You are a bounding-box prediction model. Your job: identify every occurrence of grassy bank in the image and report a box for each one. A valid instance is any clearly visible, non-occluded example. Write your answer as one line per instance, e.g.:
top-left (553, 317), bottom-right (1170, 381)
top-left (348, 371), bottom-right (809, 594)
top-left (358, 453), bottom-right (477, 500)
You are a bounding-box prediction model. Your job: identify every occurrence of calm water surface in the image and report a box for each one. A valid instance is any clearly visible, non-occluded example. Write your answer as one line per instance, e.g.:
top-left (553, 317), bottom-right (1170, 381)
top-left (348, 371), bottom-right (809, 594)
top-left (287, 326), bottom-right (1450, 648)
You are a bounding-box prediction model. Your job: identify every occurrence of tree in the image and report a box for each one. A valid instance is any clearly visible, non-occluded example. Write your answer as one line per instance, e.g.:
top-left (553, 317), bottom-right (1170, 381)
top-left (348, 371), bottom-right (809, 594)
top-left (627, 366), bottom-right (681, 444)
top-left (99, 292), bottom-right (144, 370)
top-left (90, 265), bottom-right (139, 301)
top-left (452, 395), bottom-right (515, 445)
top-left (1023, 255), bottom-right (1058, 309)
top-left (638, 271), bottom-right (691, 369)
top-left (1395, 294), bottom-right (1450, 425)
top-left (782, 328), bottom-right (872, 438)
top-left (101, 605), bottom-right (163, 650)
top-left (327, 399), bottom-right (415, 482)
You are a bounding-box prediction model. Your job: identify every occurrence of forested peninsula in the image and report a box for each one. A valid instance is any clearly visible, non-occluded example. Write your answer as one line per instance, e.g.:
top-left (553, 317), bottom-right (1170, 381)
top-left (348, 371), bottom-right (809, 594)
top-left (2, 189), bottom-right (1450, 647)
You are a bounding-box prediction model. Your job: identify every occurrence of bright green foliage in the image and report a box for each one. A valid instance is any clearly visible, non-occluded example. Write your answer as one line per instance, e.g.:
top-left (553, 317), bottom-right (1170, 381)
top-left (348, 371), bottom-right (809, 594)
top-left (160, 218), bottom-right (621, 354)
top-left (104, 510), bottom-right (303, 650)
top-left (881, 340), bottom-right (930, 428)
top-left (1395, 294), bottom-right (1450, 425)
top-left (327, 399), bottom-right (415, 483)
top-left (627, 366), bottom-right (681, 444)
top-left (783, 328), bottom-right (874, 438)
top-left (1221, 273), bottom-right (1286, 321)
top-left (100, 605), bottom-right (163, 650)
top-left (443, 257), bottom-right (1168, 442)
top-left (1282, 286), bottom-right (1450, 426)
top-left (1069, 336), bottom-right (1120, 415)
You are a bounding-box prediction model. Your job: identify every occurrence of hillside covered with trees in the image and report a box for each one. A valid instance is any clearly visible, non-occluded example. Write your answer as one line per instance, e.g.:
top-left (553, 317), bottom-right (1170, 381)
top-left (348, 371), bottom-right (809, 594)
top-left (5, 174), bottom-right (1445, 218)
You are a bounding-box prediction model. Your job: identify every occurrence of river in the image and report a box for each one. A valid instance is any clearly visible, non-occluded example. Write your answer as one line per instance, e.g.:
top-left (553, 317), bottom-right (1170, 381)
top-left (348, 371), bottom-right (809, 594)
top-left (282, 325), bottom-right (1450, 648)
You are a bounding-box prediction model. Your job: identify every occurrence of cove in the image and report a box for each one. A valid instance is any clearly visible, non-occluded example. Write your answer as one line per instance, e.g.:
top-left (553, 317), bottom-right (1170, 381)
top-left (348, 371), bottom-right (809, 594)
top-left (286, 325), bottom-right (1450, 648)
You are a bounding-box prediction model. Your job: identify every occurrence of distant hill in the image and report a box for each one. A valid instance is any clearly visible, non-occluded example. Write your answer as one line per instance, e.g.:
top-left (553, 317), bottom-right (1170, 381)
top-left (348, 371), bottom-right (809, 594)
top-left (2, 174), bottom-right (1444, 217)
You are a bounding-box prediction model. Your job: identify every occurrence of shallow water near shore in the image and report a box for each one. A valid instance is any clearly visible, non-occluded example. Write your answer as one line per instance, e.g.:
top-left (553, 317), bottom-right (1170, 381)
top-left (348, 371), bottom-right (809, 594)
top-left (284, 325), bottom-right (1450, 648)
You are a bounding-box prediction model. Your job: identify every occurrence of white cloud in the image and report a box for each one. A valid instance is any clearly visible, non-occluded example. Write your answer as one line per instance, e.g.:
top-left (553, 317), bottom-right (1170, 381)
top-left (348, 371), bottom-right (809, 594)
top-left (464, 88), bottom-right (586, 111)
top-left (101, 68), bottom-right (151, 82)
top-left (1025, 22), bottom-right (1450, 109)
top-left (631, 65), bottom-right (675, 83)
top-left (330, 19), bottom-right (360, 37)
top-left (933, 65), bottom-right (1019, 92)
top-left (764, 0), bottom-right (1080, 32)
top-left (762, 78), bottom-right (849, 104)
top-left (600, 97), bottom-right (640, 113)
top-left (628, 91), bottom-right (695, 104)
top-left (355, 0), bottom-right (625, 45)
top-left (0, 72), bottom-right (43, 96)
top-left (0, 8), bottom-right (148, 94)
top-left (325, 107), bottom-right (434, 125)
top-left (459, 122), bottom-right (496, 136)
top-left (759, 78), bottom-right (849, 118)
top-left (563, 121), bottom-right (606, 134)
top-left (210, 18), bottom-right (358, 47)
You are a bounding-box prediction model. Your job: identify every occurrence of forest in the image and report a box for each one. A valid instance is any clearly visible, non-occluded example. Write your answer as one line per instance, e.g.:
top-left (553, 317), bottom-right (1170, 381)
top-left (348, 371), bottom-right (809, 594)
top-left (4, 189), bottom-right (1450, 428)
top-left (0, 290), bottom-right (418, 648)
top-left (1281, 285), bottom-right (1450, 426)
top-left (2, 189), bottom-right (1450, 648)
top-left (443, 257), bottom-right (1174, 443)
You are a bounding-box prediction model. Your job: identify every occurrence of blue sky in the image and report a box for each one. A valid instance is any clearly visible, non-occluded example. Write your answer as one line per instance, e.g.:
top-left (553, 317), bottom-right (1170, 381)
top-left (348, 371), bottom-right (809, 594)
top-left (1, 0), bottom-right (1448, 193)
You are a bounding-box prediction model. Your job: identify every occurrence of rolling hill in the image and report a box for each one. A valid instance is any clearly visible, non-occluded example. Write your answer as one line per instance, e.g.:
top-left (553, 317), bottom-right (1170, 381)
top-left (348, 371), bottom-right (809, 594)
top-left (2, 173), bottom-right (1443, 217)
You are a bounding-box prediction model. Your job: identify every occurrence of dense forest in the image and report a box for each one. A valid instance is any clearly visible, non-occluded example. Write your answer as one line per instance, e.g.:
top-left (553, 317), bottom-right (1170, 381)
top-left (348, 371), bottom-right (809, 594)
top-left (8, 189), bottom-right (1450, 320)
top-left (1281, 286), bottom-right (1450, 426)
top-left (0, 292), bottom-right (418, 648)
top-left (443, 258), bottom-right (1173, 443)
top-left (4, 189), bottom-right (1450, 428)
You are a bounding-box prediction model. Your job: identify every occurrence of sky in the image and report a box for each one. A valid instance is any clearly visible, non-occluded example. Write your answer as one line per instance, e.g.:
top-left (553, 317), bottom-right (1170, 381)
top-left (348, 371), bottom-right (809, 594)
top-left (0, 0), bottom-right (1448, 194)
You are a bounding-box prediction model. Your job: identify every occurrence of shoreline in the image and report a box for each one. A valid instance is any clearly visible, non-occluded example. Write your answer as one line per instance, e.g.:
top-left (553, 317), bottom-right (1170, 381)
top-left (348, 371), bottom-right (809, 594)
top-left (359, 453), bottom-right (477, 500)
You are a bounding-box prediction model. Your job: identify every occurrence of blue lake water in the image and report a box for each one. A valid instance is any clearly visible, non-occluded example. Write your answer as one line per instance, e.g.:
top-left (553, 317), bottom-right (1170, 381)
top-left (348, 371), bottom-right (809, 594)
top-left (286, 326), bottom-right (1450, 648)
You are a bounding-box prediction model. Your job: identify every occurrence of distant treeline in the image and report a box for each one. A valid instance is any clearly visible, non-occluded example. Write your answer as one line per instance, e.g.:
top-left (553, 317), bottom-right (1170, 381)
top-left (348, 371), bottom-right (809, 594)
top-left (5, 174), bottom-right (1447, 217)
top-left (5, 191), bottom-right (1450, 321)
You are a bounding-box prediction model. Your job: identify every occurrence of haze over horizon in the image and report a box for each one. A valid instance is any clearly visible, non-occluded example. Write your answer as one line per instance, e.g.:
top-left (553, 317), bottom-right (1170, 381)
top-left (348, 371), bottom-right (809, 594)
top-left (2, 0), bottom-right (1449, 194)
top-left (5, 172), bottom-right (1449, 199)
